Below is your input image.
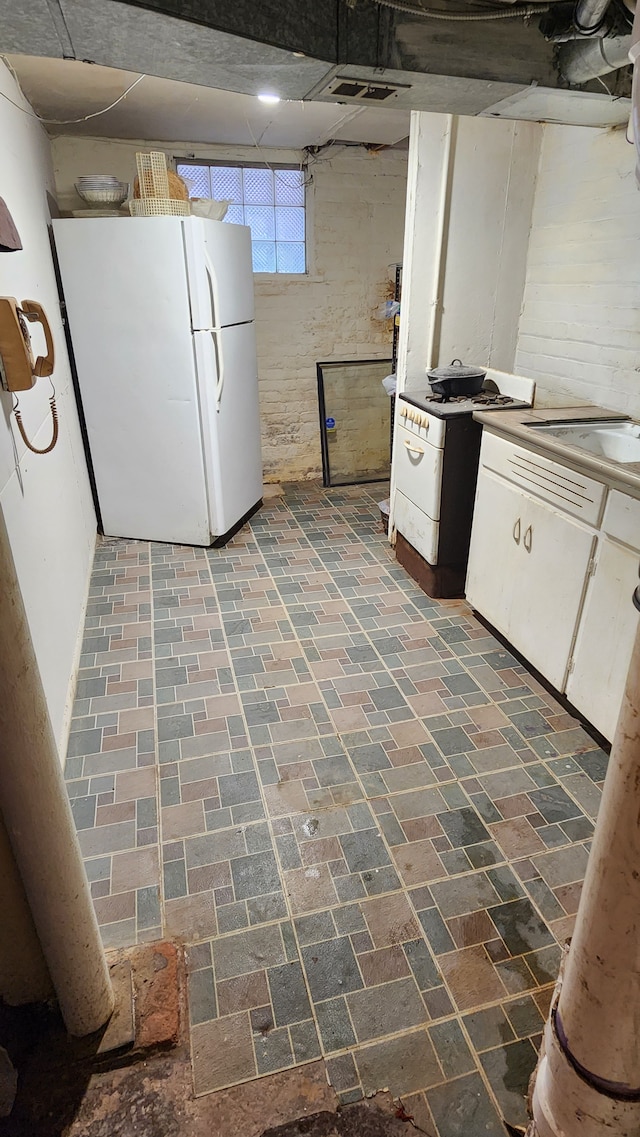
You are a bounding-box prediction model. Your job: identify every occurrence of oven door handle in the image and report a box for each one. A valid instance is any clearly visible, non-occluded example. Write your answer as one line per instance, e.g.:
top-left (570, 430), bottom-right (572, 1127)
top-left (403, 438), bottom-right (425, 456)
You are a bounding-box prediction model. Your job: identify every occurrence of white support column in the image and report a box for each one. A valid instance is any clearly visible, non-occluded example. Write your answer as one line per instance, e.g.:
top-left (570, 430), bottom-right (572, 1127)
top-left (0, 506), bottom-right (114, 1037)
top-left (529, 602), bottom-right (640, 1135)
top-left (394, 110), bottom-right (455, 397)
top-left (0, 813), bottom-right (52, 1006)
top-left (389, 110), bottom-right (454, 548)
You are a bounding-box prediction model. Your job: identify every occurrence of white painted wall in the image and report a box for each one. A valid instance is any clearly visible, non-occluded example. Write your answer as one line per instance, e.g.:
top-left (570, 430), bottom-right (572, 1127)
top-left (0, 62), bottom-right (96, 754)
top-left (438, 116), bottom-right (541, 371)
top-left (516, 123), bottom-right (640, 416)
top-left (51, 133), bottom-right (408, 481)
top-left (396, 111), bottom-right (541, 397)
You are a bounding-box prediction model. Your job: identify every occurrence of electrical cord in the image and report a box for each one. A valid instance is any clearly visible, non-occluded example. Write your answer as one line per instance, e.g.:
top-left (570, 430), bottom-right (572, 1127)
top-left (12, 389), bottom-right (59, 455)
top-left (0, 67), bottom-right (146, 124)
top-left (373, 0), bottom-right (550, 18)
top-left (244, 116), bottom-right (313, 187)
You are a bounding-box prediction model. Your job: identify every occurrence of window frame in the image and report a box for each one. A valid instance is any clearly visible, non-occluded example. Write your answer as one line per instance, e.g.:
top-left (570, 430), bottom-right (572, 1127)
top-left (174, 157), bottom-right (308, 277)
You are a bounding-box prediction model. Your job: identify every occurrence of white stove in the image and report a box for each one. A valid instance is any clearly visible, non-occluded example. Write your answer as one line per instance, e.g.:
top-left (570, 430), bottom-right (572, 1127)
top-left (391, 369), bottom-right (535, 598)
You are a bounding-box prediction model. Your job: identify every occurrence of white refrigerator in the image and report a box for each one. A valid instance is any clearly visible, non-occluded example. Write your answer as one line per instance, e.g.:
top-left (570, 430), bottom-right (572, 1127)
top-left (53, 216), bottom-right (263, 546)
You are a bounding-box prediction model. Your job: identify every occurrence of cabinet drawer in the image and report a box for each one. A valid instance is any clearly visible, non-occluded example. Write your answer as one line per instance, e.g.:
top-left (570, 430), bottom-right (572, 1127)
top-left (480, 431), bottom-right (605, 526)
top-left (393, 423), bottom-right (443, 520)
top-left (602, 489), bottom-right (640, 551)
top-left (394, 490), bottom-right (439, 564)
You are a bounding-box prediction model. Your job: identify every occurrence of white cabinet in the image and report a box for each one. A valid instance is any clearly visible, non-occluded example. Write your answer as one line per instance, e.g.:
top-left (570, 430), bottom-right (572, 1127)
top-left (467, 468), bottom-right (596, 690)
top-left (467, 433), bottom-right (640, 741)
top-left (566, 534), bottom-right (639, 741)
top-left (466, 470), bottom-right (521, 642)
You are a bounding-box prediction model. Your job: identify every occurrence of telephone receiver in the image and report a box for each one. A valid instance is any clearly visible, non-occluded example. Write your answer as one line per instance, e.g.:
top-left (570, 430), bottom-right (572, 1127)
top-left (0, 296), bottom-right (55, 391)
top-left (0, 296), bottom-right (59, 454)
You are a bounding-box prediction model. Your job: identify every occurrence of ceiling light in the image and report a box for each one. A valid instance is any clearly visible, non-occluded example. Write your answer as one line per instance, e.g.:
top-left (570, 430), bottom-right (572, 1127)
top-left (257, 93), bottom-right (280, 104)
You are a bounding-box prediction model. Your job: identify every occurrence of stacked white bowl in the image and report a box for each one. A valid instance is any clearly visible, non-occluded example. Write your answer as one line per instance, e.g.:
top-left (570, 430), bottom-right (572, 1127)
top-left (75, 175), bottom-right (130, 208)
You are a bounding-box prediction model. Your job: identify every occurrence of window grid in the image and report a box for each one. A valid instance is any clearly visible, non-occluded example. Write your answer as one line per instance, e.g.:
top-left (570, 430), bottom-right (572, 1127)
top-left (176, 161), bottom-right (306, 274)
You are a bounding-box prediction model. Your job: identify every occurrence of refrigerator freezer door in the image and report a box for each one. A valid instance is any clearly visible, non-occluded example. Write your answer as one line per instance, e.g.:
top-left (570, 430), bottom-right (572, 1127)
top-left (53, 217), bottom-right (212, 545)
top-left (194, 323), bottom-right (262, 537)
top-left (184, 217), bottom-right (255, 330)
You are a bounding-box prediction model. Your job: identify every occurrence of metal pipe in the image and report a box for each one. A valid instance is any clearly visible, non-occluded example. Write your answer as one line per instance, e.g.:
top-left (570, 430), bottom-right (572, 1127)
top-left (0, 506), bottom-right (114, 1037)
top-left (574, 0), bottom-right (612, 32)
top-left (559, 33), bottom-right (632, 79)
top-left (528, 599), bottom-right (640, 1136)
top-left (373, 0), bottom-right (551, 19)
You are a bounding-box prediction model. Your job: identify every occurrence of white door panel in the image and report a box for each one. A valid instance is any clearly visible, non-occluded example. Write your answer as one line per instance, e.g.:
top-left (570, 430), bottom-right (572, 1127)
top-left (393, 424), bottom-right (443, 520)
top-left (466, 469), bottom-right (520, 641)
top-left (184, 217), bottom-right (255, 330)
top-left (567, 537), bottom-right (639, 741)
top-left (508, 493), bottom-right (595, 691)
top-left (467, 468), bottom-right (594, 691)
top-left (195, 324), bottom-right (262, 537)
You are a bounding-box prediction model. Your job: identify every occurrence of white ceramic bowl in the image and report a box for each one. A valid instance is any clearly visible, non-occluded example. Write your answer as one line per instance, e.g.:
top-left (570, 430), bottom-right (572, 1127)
top-left (75, 182), bottom-right (130, 207)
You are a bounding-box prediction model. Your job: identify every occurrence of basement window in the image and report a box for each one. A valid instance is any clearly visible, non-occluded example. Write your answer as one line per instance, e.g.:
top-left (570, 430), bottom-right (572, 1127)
top-left (176, 160), bottom-right (306, 274)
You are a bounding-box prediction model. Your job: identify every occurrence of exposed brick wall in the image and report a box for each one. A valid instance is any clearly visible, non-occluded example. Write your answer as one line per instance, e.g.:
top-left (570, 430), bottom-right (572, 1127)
top-left (252, 149), bottom-right (406, 480)
top-left (516, 123), bottom-right (640, 417)
top-left (51, 137), bottom-right (408, 481)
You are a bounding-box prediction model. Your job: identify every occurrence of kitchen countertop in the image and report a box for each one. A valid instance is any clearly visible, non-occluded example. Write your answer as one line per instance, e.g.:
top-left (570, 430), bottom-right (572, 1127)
top-left (473, 404), bottom-right (640, 498)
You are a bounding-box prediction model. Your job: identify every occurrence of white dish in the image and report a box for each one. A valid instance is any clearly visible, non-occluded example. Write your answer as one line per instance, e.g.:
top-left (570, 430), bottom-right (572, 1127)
top-left (77, 175), bottom-right (121, 183)
top-left (75, 182), bottom-right (130, 207)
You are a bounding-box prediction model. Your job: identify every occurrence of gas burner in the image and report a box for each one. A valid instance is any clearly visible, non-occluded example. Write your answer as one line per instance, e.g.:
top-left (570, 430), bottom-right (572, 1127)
top-left (470, 392), bottom-right (515, 406)
top-left (403, 386), bottom-right (532, 419)
top-left (425, 393), bottom-right (469, 404)
top-left (424, 389), bottom-right (518, 407)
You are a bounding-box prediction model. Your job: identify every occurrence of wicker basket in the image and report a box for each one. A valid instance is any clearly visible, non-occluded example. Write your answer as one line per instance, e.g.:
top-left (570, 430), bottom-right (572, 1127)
top-left (132, 152), bottom-right (190, 216)
top-left (129, 198), bottom-right (190, 217)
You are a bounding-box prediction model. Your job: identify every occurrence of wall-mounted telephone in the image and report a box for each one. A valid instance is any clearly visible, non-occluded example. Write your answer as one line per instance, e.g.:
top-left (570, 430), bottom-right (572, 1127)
top-left (0, 296), bottom-right (59, 454)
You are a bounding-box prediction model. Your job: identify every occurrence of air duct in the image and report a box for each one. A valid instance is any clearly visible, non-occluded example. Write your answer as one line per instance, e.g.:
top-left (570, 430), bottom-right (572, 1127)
top-left (559, 32), bottom-right (632, 78)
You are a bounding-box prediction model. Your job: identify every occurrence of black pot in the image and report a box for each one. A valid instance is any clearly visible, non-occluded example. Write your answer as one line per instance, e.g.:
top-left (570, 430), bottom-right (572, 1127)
top-left (427, 359), bottom-right (486, 400)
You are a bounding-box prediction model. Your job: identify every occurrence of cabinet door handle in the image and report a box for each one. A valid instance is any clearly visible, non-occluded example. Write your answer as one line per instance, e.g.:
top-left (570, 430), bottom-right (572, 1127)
top-left (523, 525), bottom-right (532, 553)
top-left (513, 518), bottom-right (521, 544)
top-left (403, 438), bottom-right (424, 455)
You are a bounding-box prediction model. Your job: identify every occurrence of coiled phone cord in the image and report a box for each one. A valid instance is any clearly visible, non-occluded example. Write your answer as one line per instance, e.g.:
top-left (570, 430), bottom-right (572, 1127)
top-left (12, 389), bottom-right (59, 455)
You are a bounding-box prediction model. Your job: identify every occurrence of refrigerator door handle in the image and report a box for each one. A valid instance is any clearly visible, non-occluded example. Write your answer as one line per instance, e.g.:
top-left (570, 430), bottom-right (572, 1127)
top-left (204, 249), bottom-right (221, 330)
top-left (211, 329), bottom-right (224, 411)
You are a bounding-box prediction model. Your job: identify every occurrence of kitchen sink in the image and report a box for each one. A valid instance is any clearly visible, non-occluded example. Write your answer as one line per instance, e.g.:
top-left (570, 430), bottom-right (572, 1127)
top-left (528, 421), bottom-right (640, 464)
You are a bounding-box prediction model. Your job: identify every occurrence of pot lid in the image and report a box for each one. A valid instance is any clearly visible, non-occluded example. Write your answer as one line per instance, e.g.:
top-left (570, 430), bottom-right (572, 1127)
top-left (427, 359), bottom-right (487, 381)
